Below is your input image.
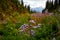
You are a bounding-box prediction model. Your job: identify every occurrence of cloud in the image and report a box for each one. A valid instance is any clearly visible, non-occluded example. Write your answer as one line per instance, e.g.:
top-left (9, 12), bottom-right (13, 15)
top-left (23, 0), bottom-right (47, 8)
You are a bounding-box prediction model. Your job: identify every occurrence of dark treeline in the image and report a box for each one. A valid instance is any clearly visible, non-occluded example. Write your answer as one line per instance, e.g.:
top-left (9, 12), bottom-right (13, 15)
top-left (0, 0), bottom-right (31, 14)
top-left (43, 0), bottom-right (60, 13)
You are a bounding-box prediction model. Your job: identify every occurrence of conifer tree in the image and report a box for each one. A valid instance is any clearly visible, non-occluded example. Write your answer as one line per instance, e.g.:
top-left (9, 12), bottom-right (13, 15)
top-left (46, 1), bottom-right (49, 9)
top-left (27, 5), bottom-right (30, 12)
top-left (45, 0), bottom-right (54, 12)
top-left (54, 0), bottom-right (57, 9)
top-left (43, 0), bottom-right (60, 13)
top-left (50, 0), bottom-right (54, 11)
top-left (21, 0), bottom-right (24, 6)
top-left (59, 0), bottom-right (60, 5)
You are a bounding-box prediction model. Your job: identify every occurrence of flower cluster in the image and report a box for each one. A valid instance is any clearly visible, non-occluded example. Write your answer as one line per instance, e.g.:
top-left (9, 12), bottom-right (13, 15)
top-left (19, 20), bottom-right (42, 36)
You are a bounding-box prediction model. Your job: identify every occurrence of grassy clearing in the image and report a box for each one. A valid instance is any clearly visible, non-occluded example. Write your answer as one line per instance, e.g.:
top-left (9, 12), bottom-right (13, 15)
top-left (0, 13), bottom-right (60, 40)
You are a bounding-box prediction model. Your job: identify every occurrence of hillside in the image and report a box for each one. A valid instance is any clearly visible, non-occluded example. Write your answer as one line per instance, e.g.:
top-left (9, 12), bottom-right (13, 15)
top-left (0, 0), bottom-right (31, 23)
top-left (0, 0), bottom-right (60, 40)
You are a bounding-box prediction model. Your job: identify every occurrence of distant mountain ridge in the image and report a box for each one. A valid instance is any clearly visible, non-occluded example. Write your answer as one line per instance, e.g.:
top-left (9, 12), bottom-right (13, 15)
top-left (30, 7), bottom-right (44, 13)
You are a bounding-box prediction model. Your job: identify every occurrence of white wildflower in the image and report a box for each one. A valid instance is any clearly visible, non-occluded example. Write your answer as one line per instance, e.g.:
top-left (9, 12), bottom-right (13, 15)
top-left (29, 20), bottom-right (35, 23)
top-left (53, 37), bottom-right (56, 40)
top-left (19, 24), bottom-right (30, 32)
top-left (37, 24), bottom-right (42, 27)
top-left (32, 24), bottom-right (42, 28)
top-left (38, 24), bottom-right (42, 26)
top-left (28, 30), bottom-right (35, 36)
top-left (20, 24), bottom-right (29, 29)
top-left (37, 25), bottom-right (40, 28)
top-left (33, 26), bottom-right (38, 28)
top-left (31, 30), bottom-right (35, 36)
top-left (19, 30), bottom-right (24, 32)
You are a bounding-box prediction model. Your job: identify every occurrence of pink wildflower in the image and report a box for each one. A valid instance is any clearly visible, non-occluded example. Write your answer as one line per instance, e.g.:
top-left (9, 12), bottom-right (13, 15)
top-left (29, 20), bottom-right (35, 23)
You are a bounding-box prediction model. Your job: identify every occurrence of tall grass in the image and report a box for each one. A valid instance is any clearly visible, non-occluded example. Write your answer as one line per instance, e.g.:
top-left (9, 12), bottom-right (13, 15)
top-left (0, 13), bottom-right (60, 40)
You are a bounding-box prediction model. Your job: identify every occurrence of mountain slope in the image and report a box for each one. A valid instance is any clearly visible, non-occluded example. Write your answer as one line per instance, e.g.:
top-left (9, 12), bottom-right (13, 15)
top-left (30, 7), bottom-right (44, 13)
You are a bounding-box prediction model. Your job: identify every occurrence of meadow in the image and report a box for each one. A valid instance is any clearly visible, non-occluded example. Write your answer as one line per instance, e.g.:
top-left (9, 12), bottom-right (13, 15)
top-left (0, 12), bottom-right (60, 40)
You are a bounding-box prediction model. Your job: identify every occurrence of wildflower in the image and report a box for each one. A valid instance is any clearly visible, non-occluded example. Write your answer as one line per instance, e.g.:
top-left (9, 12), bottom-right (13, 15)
top-left (28, 30), bottom-right (35, 36)
top-left (31, 30), bottom-right (35, 36)
top-left (19, 24), bottom-right (32, 32)
top-left (37, 24), bottom-right (41, 28)
top-left (20, 24), bottom-right (29, 29)
top-left (19, 30), bottom-right (24, 32)
top-left (33, 24), bottom-right (42, 28)
top-left (29, 20), bottom-right (35, 24)
top-left (53, 37), bottom-right (56, 40)
top-left (33, 26), bottom-right (38, 28)
top-left (38, 24), bottom-right (42, 26)
top-left (19, 24), bottom-right (28, 31)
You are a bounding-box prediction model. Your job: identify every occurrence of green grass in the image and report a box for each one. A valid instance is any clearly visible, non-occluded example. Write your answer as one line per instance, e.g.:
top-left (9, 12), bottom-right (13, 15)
top-left (0, 12), bottom-right (60, 40)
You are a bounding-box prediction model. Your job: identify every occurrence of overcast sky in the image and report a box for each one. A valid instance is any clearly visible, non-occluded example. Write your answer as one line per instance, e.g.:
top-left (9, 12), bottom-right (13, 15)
top-left (23, 0), bottom-right (47, 8)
